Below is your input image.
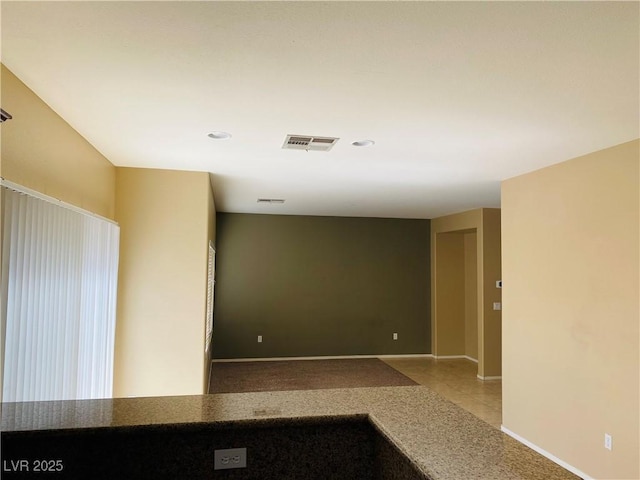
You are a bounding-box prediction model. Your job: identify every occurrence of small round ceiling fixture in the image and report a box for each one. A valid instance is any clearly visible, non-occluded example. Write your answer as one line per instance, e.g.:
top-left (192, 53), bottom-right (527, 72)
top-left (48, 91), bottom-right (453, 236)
top-left (208, 131), bottom-right (232, 140)
top-left (352, 139), bottom-right (375, 147)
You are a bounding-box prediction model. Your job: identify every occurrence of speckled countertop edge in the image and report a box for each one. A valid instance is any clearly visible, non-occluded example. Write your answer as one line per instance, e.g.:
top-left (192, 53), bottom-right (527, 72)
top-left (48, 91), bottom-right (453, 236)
top-left (1, 386), bottom-right (580, 480)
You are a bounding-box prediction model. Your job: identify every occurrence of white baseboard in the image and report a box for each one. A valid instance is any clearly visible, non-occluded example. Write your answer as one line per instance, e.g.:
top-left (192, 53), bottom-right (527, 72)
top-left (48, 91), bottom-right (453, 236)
top-left (501, 426), bottom-right (593, 480)
top-left (212, 354), bottom-right (433, 363)
top-left (434, 355), bottom-right (478, 363)
top-left (379, 354), bottom-right (433, 359)
top-left (477, 374), bottom-right (502, 380)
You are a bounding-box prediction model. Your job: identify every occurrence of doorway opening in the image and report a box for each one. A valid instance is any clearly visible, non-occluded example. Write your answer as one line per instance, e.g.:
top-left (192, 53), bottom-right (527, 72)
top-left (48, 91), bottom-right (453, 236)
top-left (434, 229), bottom-right (478, 364)
top-left (430, 208), bottom-right (502, 380)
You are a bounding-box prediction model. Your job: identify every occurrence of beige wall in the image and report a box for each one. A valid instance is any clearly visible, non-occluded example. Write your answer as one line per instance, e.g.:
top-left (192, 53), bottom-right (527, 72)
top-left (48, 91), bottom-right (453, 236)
top-left (464, 232), bottom-right (478, 359)
top-left (481, 209), bottom-right (501, 376)
top-left (114, 167), bottom-right (213, 398)
top-left (0, 64), bottom-right (115, 219)
top-left (502, 140), bottom-right (639, 479)
top-left (431, 208), bottom-right (501, 378)
top-left (434, 232), bottom-right (466, 355)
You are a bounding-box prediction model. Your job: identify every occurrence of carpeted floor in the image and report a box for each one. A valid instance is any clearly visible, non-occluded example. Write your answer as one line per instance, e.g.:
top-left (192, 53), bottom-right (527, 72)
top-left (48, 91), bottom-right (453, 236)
top-left (208, 358), bottom-right (417, 394)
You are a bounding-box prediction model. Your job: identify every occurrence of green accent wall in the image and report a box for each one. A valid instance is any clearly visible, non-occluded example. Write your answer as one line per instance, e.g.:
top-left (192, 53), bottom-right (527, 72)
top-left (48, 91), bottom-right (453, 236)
top-left (212, 213), bottom-right (431, 359)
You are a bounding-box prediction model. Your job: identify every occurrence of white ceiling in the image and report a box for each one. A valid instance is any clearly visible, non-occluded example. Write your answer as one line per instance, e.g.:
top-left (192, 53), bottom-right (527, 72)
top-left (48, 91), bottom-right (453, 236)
top-left (2, 1), bottom-right (638, 219)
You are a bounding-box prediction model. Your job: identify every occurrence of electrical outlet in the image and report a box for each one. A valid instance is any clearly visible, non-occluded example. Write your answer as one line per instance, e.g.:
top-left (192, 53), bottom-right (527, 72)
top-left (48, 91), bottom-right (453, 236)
top-left (214, 448), bottom-right (247, 470)
top-left (493, 302), bottom-right (501, 311)
top-left (393, 333), bottom-right (398, 340)
top-left (257, 335), bottom-right (262, 343)
top-left (604, 433), bottom-right (612, 451)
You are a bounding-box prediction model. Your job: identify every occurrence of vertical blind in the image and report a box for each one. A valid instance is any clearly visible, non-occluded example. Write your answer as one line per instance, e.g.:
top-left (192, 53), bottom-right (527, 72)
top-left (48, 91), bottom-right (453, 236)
top-left (205, 242), bottom-right (215, 353)
top-left (1, 181), bottom-right (119, 402)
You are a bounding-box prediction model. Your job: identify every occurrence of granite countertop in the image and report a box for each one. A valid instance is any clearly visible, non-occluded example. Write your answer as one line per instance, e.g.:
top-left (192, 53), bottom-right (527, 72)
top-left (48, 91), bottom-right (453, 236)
top-left (1, 385), bottom-right (578, 480)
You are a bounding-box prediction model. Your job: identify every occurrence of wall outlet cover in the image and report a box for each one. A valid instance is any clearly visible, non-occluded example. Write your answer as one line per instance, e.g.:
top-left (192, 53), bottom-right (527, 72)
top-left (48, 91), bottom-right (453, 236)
top-left (214, 448), bottom-right (247, 470)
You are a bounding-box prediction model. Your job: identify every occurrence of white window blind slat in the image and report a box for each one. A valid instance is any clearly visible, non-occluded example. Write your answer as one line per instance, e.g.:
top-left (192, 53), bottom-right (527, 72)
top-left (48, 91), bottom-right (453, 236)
top-left (1, 183), bottom-right (120, 402)
top-left (205, 242), bottom-right (215, 353)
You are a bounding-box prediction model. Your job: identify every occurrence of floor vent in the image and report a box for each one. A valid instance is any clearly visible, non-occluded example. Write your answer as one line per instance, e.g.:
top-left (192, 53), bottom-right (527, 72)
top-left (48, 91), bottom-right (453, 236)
top-left (282, 134), bottom-right (339, 152)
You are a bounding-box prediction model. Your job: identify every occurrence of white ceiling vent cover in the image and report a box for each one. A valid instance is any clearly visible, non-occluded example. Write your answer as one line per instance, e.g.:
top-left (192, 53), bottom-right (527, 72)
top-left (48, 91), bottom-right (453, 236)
top-left (282, 134), bottom-right (339, 152)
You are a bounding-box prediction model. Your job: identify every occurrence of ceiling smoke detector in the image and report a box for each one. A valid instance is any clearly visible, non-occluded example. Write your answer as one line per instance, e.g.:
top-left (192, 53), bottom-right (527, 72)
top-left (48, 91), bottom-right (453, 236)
top-left (282, 134), bottom-right (339, 152)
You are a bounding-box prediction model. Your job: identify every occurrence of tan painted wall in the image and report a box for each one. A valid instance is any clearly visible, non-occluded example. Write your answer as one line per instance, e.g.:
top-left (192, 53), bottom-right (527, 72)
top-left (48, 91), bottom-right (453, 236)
top-left (501, 140), bottom-right (639, 479)
top-left (431, 208), bottom-right (501, 377)
top-left (114, 167), bottom-right (212, 398)
top-left (0, 64), bottom-right (115, 219)
top-left (464, 232), bottom-right (478, 360)
top-left (434, 232), bottom-right (466, 355)
top-left (481, 209), bottom-right (501, 376)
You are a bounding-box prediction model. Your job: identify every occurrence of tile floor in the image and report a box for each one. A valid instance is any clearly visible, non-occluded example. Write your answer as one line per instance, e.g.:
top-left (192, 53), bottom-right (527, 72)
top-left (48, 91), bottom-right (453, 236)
top-left (381, 357), bottom-right (502, 429)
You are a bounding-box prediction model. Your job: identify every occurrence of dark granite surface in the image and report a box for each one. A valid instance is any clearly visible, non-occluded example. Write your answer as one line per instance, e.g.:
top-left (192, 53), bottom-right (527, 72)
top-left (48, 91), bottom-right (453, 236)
top-left (4, 418), bottom-right (391, 479)
top-left (1, 386), bottom-right (580, 480)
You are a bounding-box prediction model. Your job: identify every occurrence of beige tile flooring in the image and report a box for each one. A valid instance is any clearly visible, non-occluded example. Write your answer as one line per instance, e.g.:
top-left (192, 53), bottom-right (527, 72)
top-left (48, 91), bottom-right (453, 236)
top-left (381, 356), bottom-right (502, 429)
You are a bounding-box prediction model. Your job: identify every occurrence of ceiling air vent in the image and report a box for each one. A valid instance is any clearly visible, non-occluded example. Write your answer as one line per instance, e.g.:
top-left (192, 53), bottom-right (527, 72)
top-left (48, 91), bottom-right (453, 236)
top-left (282, 134), bottom-right (339, 152)
top-left (257, 198), bottom-right (285, 204)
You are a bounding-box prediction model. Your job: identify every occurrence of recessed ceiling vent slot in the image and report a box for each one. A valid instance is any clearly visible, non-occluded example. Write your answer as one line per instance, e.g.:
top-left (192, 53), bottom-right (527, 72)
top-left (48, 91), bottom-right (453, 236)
top-left (282, 134), bottom-right (339, 152)
top-left (257, 198), bottom-right (285, 204)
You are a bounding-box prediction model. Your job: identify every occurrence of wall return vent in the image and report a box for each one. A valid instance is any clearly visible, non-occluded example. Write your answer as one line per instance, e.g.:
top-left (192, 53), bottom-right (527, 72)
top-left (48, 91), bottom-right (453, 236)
top-left (282, 134), bottom-right (339, 152)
